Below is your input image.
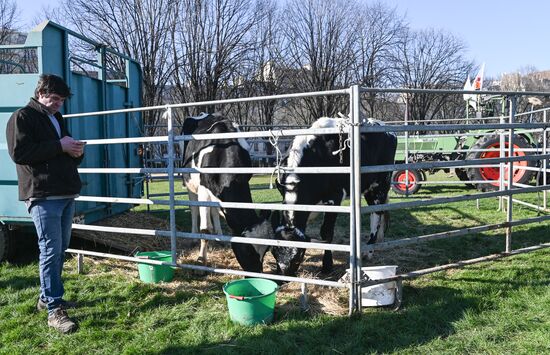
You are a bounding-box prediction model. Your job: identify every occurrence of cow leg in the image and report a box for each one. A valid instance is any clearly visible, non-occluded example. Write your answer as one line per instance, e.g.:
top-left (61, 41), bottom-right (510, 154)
top-left (188, 190), bottom-right (199, 235)
top-left (197, 186), bottom-right (212, 265)
top-left (319, 194), bottom-right (343, 274)
top-left (186, 190), bottom-right (207, 264)
top-left (200, 207), bottom-right (223, 265)
top-left (320, 212), bottom-right (337, 274)
top-left (212, 207), bottom-right (223, 235)
top-left (364, 174), bottom-right (391, 260)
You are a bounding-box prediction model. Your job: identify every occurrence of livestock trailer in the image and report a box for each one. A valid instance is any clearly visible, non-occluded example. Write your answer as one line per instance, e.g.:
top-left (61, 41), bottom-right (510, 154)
top-left (0, 21), bottom-right (143, 260)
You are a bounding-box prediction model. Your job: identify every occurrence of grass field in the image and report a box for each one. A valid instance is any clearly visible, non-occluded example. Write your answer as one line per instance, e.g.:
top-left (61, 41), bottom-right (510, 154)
top-left (0, 172), bottom-right (548, 354)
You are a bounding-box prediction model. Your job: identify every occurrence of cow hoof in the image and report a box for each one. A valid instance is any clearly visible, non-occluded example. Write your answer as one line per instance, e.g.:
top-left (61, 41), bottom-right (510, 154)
top-left (196, 256), bottom-right (206, 265)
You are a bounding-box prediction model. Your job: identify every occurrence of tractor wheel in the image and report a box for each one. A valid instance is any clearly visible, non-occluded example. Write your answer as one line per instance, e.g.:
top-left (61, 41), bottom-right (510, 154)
top-left (391, 169), bottom-right (421, 195)
top-left (0, 225), bottom-right (15, 263)
top-left (466, 134), bottom-right (535, 191)
top-left (454, 168), bottom-right (475, 189)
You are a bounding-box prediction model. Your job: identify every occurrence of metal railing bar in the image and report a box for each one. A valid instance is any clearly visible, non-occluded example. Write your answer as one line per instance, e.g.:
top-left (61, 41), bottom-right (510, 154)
top-left (359, 87), bottom-right (550, 96)
top-left (363, 214), bottom-right (550, 253)
top-left (362, 153), bottom-right (550, 174)
top-left (359, 242), bottom-right (550, 287)
top-left (65, 89), bottom-right (350, 118)
top-left (65, 249), bottom-right (345, 288)
top-left (76, 195), bottom-right (350, 213)
top-left (70, 223), bottom-right (350, 251)
top-left (361, 184), bottom-right (550, 214)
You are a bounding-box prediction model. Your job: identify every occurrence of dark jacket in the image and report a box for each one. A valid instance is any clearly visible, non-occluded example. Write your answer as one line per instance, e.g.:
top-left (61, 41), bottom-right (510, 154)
top-left (6, 98), bottom-right (83, 201)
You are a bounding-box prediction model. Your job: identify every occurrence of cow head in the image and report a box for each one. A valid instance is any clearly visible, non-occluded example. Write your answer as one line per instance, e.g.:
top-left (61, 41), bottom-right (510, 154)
top-left (270, 211), bottom-right (309, 276)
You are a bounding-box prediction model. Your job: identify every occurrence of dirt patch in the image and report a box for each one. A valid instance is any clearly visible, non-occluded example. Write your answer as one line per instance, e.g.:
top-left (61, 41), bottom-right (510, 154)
top-left (72, 211), bottom-right (440, 316)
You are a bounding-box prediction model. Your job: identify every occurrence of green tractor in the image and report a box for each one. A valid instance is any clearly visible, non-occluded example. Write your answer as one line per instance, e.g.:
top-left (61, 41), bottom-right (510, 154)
top-left (390, 93), bottom-right (540, 197)
top-left (391, 130), bottom-right (538, 195)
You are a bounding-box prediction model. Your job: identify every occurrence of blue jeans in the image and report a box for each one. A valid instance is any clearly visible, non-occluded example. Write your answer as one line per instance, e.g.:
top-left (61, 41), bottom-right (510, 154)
top-left (29, 199), bottom-right (75, 314)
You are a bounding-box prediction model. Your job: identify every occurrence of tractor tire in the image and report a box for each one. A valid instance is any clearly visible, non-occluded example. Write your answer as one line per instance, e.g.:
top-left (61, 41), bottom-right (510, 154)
top-left (454, 168), bottom-right (475, 189)
top-left (391, 169), bottom-right (421, 195)
top-left (0, 225), bottom-right (15, 263)
top-left (466, 134), bottom-right (535, 191)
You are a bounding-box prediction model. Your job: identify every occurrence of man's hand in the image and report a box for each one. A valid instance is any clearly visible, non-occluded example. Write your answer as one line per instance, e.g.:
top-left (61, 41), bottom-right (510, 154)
top-left (60, 136), bottom-right (86, 158)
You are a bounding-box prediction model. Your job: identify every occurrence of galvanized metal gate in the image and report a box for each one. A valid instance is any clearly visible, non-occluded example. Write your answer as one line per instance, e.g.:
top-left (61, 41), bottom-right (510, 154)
top-left (65, 86), bottom-right (550, 315)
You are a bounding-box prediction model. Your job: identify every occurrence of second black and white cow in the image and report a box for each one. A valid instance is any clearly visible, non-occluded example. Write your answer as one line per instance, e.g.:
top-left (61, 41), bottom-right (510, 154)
top-left (181, 113), bottom-right (274, 272)
top-left (274, 117), bottom-right (397, 276)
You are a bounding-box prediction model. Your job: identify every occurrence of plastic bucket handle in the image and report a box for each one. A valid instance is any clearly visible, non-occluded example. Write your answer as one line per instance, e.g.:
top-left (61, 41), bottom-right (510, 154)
top-left (229, 295), bottom-right (246, 301)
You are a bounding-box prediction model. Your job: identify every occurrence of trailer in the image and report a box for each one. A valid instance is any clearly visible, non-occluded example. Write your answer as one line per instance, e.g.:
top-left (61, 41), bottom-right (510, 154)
top-left (0, 21), bottom-right (143, 261)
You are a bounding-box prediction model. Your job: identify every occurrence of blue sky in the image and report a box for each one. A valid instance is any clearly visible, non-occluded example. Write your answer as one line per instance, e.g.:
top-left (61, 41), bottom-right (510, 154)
top-left (14, 0), bottom-right (57, 29)
top-left (15, 0), bottom-right (548, 78)
top-left (385, 0), bottom-right (548, 77)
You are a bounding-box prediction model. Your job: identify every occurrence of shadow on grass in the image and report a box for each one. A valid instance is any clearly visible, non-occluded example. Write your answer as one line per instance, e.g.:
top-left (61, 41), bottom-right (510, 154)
top-left (406, 183), bottom-right (476, 197)
top-left (152, 246), bottom-right (548, 354)
top-left (153, 284), bottom-right (473, 354)
top-left (0, 275), bottom-right (39, 291)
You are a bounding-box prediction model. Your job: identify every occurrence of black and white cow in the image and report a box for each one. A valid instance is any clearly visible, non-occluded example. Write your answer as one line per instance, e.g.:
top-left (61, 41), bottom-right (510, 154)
top-left (274, 117), bottom-right (397, 276)
top-left (181, 113), bottom-right (274, 272)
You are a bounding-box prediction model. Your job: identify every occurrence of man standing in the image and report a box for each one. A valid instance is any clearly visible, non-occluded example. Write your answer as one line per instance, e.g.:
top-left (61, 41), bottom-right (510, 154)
top-left (6, 74), bottom-right (85, 334)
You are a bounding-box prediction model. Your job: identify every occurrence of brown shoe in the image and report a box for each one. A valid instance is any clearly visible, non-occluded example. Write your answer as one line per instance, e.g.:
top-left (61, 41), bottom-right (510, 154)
top-left (47, 308), bottom-right (78, 334)
top-left (37, 298), bottom-right (78, 312)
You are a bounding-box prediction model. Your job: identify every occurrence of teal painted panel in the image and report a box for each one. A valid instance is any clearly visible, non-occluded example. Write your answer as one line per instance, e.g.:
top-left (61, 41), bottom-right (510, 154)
top-left (0, 185), bottom-right (29, 221)
top-left (0, 74), bottom-right (40, 108)
top-left (40, 25), bottom-right (66, 76)
top-left (0, 21), bottom-right (142, 226)
top-left (0, 112), bottom-right (17, 182)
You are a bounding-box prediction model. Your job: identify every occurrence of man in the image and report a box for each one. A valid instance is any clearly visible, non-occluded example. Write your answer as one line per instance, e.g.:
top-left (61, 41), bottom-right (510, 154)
top-left (6, 74), bottom-right (85, 334)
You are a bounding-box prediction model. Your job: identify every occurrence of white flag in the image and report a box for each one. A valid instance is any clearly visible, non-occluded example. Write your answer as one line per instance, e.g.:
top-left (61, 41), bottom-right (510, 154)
top-left (463, 74), bottom-right (472, 101)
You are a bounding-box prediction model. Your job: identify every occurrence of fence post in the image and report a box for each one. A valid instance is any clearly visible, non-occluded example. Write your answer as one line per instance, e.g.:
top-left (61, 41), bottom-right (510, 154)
top-left (506, 96), bottom-right (516, 253)
top-left (544, 109), bottom-right (548, 210)
top-left (165, 107), bottom-right (178, 262)
top-left (77, 253), bottom-right (83, 274)
top-left (348, 85), bottom-right (362, 313)
top-left (404, 96), bottom-right (410, 195)
top-left (499, 106), bottom-right (506, 211)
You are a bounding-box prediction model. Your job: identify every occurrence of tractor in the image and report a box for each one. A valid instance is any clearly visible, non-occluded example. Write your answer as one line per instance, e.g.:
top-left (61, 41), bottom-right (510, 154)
top-left (391, 96), bottom-right (541, 195)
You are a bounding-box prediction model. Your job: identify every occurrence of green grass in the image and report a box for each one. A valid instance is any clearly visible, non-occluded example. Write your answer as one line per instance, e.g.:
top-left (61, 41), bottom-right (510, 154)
top-left (1, 172), bottom-right (548, 354)
top-left (1, 252), bottom-right (548, 354)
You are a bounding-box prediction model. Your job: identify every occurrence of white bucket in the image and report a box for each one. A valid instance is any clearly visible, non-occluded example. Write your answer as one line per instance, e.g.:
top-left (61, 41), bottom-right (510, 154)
top-left (360, 265), bottom-right (398, 307)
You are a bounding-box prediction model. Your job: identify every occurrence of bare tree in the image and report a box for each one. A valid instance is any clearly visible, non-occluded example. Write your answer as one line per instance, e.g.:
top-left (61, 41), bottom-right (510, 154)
top-left (0, 0), bottom-right (33, 74)
top-left (171, 0), bottom-right (262, 116)
top-left (280, 0), bottom-right (358, 124)
top-left (52, 0), bottom-right (178, 135)
top-left (499, 67), bottom-right (550, 118)
top-left (353, 1), bottom-right (406, 119)
top-left (0, 0), bottom-right (18, 44)
top-left (223, 0), bottom-right (286, 128)
top-left (391, 28), bottom-right (473, 122)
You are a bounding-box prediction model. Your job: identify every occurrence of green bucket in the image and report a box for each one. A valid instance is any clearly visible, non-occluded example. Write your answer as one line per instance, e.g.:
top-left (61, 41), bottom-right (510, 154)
top-left (223, 278), bottom-right (279, 326)
top-left (135, 251), bottom-right (174, 283)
